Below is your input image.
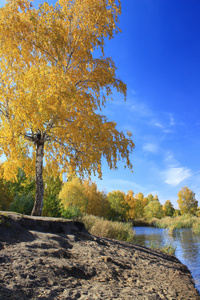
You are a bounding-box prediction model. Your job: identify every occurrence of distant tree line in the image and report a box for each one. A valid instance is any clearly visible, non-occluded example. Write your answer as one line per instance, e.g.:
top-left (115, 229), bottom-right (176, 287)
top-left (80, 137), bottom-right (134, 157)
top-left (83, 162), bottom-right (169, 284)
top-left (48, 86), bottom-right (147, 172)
top-left (0, 166), bottom-right (199, 220)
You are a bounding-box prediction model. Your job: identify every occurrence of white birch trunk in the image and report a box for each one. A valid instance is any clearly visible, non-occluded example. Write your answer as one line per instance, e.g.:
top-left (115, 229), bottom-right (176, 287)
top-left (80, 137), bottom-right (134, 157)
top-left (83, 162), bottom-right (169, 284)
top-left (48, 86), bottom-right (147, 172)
top-left (31, 141), bottom-right (44, 216)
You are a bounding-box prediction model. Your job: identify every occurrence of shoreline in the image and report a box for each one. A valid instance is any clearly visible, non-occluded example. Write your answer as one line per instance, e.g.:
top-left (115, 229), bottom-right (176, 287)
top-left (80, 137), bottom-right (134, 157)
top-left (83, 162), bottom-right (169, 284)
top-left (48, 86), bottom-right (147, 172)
top-left (0, 212), bottom-right (200, 299)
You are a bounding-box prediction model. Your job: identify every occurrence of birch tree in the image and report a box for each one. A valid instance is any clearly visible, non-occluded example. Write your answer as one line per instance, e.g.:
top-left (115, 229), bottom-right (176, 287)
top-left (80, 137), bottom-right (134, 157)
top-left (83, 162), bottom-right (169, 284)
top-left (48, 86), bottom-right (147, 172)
top-left (0, 0), bottom-right (134, 215)
top-left (177, 186), bottom-right (198, 215)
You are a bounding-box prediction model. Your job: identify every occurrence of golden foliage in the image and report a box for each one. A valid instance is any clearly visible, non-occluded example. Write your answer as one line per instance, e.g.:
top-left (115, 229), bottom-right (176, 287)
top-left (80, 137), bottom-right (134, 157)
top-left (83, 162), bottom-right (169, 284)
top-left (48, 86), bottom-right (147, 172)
top-left (0, 0), bottom-right (134, 180)
top-left (82, 179), bottom-right (109, 217)
top-left (177, 186), bottom-right (198, 215)
top-left (59, 176), bottom-right (110, 217)
top-left (59, 177), bottom-right (88, 213)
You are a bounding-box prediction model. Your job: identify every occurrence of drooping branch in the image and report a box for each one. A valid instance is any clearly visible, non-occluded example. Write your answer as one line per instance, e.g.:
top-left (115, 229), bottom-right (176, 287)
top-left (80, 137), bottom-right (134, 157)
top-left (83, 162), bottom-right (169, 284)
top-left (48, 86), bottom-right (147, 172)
top-left (0, 0), bottom-right (133, 216)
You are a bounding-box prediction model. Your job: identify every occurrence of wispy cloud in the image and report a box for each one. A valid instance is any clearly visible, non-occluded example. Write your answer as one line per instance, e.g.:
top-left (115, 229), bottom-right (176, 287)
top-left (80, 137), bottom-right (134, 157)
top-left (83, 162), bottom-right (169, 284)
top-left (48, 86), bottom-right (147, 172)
top-left (129, 101), bottom-right (152, 117)
top-left (150, 113), bottom-right (176, 133)
top-left (162, 152), bottom-right (192, 186)
top-left (164, 152), bottom-right (178, 166)
top-left (154, 122), bottom-right (164, 129)
top-left (169, 114), bottom-right (175, 126)
top-left (106, 179), bottom-right (144, 192)
top-left (143, 143), bottom-right (158, 154)
top-left (163, 167), bottom-right (192, 186)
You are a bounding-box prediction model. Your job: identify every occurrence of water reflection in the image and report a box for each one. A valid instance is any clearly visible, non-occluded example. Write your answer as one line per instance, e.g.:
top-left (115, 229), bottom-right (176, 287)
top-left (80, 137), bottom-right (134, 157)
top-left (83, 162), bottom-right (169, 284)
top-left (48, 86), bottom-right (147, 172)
top-left (134, 227), bottom-right (200, 292)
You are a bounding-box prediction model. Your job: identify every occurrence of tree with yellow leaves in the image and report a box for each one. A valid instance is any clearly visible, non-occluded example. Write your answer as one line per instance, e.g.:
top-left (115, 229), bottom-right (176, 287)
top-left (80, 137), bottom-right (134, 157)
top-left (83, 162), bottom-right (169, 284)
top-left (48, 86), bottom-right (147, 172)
top-left (83, 179), bottom-right (110, 217)
top-left (177, 186), bottom-right (198, 215)
top-left (59, 176), bottom-right (89, 214)
top-left (0, 0), bottom-right (134, 215)
top-left (134, 192), bottom-right (147, 218)
top-left (107, 190), bottom-right (129, 221)
top-left (125, 190), bottom-right (135, 219)
top-left (143, 200), bottom-right (164, 220)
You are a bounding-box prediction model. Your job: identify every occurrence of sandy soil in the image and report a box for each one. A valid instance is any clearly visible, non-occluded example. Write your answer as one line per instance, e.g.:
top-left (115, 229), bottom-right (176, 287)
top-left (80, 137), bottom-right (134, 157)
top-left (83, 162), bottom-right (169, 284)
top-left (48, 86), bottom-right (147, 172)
top-left (0, 212), bottom-right (200, 300)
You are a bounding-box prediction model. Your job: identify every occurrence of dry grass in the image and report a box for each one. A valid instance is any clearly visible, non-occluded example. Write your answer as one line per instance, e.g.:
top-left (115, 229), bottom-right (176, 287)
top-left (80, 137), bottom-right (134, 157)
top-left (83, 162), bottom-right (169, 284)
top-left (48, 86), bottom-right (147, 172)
top-left (135, 215), bottom-right (200, 235)
top-left (80, 214), bottom-right (135, 243)
top-left (192, 218), bottom-right (200, 234)
top-left (154, 215), bottom-right (197, 229)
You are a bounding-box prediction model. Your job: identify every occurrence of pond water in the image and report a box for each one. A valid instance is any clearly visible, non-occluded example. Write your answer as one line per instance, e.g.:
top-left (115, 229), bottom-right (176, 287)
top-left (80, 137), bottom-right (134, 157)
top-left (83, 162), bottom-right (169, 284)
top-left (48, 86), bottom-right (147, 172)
top-left (134, 227), bottom-right (200, 293)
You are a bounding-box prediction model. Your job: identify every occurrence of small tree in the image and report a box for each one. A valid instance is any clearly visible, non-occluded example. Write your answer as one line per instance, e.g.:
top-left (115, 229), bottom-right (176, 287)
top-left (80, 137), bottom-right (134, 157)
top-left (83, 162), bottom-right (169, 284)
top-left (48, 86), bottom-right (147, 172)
top-left (107, 190), bottom-right (129, 221)
top-left (147, 194), bottom-right (155, 202)
top-left (134, 192), bottom-right (147, 218)
top-left (0, 0), bottom-right (134, 215)
top-left (6, 168), bottom-right (35, 214)
top-left (196, 207), bottom-right (200, 217)
top-left (173, 209), bottom-right (181, 217)
top-left (0, 177), bottom-right (14, 211)
top-left (144, 200), bottom-right (164, 220)
top-left (163, 200), bottom-right (175, 217)
top-left (177, 186), bottom-right (198, 215)
top-left (42, 174), bottom-right (63, 217)
top-left (125, 190), bottom-right (135, 219)
top-left (83, 180), bottom-right (110, 217)
top-left (59, 177), bottom-right (89, 214)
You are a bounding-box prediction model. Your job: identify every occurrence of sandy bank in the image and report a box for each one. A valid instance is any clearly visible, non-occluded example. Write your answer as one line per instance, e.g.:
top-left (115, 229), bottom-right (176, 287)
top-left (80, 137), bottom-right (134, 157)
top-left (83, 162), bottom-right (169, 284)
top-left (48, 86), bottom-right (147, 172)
top-left (0, 212), bottom-right (199, 299)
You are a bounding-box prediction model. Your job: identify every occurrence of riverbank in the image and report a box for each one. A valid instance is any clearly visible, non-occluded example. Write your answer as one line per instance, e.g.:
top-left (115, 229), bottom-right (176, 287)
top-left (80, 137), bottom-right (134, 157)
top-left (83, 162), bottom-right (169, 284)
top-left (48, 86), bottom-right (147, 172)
top-left (134, 226), bottom-right (200, 293)
top-left (133, 215), bottom-right (200, 234)
top-left (0, 212), bottom-right (199, 299)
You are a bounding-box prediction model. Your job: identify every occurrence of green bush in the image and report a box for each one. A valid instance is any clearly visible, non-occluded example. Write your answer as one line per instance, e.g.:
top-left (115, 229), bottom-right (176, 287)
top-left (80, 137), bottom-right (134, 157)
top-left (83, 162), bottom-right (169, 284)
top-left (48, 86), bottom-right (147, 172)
top-left (9, 192), bottom-right (34, 215)
top-left (62, 205), bottom-right (82, 219)
top-left (42, 195), bottom-right (62, 217)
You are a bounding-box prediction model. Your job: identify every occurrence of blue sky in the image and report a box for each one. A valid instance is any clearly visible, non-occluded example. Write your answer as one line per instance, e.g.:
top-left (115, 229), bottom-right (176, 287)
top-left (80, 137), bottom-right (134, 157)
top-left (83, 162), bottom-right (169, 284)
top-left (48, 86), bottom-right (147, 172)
top-left (94, 0), bottom-right (200, 208)
top-left (1, 0), bottom-right (200, 208)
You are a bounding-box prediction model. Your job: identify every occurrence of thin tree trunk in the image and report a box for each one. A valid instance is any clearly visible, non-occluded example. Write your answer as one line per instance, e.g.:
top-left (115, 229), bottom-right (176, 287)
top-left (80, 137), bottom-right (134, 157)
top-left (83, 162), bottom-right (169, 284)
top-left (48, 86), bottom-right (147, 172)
top-left (31, 141), bottom-right (44, 216)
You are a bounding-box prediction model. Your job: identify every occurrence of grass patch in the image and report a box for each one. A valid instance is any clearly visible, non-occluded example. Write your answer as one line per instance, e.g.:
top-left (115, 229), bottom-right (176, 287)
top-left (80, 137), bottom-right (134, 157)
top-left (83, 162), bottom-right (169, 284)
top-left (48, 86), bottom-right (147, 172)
top-left (132, 218), bottom-right (152, 227)
top-left (134, 215), bottom-right (200, 234)
top-left (132, 217), bottom-right (163, 227)
top-left (148, 241), bottom-right (176, 255)
top-left (155, 215), bottom-right (197, 229)
top-left (80, 214), bottom-right (135, 243)
top-left (192, 218), bottom-right (200, 234)
top-left (0, 214), bottom-right (11, 227)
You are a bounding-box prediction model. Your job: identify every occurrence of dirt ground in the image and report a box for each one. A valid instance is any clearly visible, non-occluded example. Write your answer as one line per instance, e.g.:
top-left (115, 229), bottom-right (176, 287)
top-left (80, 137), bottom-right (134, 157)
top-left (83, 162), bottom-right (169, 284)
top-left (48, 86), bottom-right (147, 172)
top-left (0, 212), bottom-right (200, 300)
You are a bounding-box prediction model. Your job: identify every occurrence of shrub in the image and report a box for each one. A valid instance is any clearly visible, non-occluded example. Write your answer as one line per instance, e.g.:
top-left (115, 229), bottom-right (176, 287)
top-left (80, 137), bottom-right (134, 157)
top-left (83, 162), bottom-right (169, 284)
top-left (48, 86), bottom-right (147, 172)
top-left (42, 195), bottom-right (62, 217)
top-left (150, 215), bottom-right (197, 229)
top-left (80, 214), bottom-right (135, 243)
top-left (62, 205), bottom-right (82, 219)
top-left (148, 241), bottom-right (176, 255)
top-left (192, 218), bottom-right (200, 234)
top-left (9, 192), bottom-right (34, 215)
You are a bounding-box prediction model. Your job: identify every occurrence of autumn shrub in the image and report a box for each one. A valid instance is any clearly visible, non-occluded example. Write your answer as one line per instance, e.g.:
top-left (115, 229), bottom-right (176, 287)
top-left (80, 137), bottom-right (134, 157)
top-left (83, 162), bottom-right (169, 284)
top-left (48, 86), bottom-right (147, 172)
top-left (132, 217), bottom-right (166, 227)
top-left (153, 217), bottom-right (174, 228)
top-left (80, 214), bottom-right (135, 243)
top-left (192, 218), bottom-right (200, 234)
top-left (170, 214), bottom-right (196, 229)
top-left (132, 218), bottom-right (151, 227)
top-left (133, 215), bottom-right (200, 232)
top-left (154, 215), bottom-right (200, 236)
top-left (152, 215), bottom-right (197, 230)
